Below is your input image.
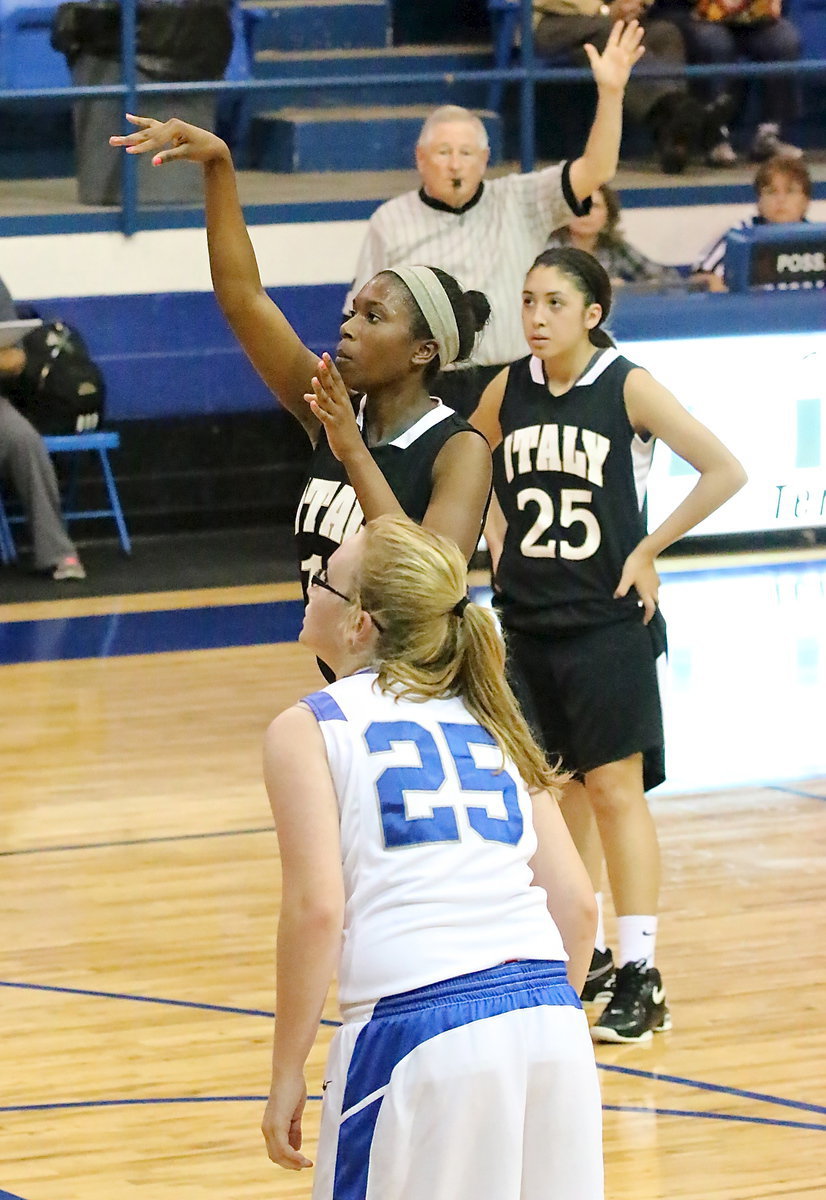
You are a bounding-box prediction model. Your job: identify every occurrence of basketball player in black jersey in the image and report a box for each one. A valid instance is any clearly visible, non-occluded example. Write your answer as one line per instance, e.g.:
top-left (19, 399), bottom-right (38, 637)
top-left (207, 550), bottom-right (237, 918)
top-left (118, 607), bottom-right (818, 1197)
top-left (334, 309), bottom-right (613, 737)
top-left (472, 248), bottom-right (746, 1042)
top-left (109, 117), bottom-right (492, 605)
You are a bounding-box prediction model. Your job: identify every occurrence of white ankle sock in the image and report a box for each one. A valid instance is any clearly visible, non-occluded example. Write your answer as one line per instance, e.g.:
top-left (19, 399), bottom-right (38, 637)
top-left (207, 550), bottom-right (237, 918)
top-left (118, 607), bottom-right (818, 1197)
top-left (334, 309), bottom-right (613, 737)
top-left (617, 916), bottom-right (657, 969)
top-left (594, 893), bottom-right (607, 954)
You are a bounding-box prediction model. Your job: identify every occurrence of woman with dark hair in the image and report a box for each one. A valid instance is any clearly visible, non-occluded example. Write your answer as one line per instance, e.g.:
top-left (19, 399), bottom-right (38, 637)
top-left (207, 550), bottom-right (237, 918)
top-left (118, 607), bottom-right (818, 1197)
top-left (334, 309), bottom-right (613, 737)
top-left (110, 117), bottom-right (493, 597)
top-left (472, 247), bottom-right (746, 1042)
top-left (261, 514), bottom-right (602, 1197)
top-left (546, 184), bottom-right (684, 288)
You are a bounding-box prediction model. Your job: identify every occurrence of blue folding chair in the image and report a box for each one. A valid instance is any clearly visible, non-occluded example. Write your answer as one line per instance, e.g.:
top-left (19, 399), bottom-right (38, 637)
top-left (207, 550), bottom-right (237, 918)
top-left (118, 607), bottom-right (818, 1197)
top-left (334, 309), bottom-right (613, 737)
top-left (0, 430), bottom-right (131, 563)
top-left (0, 483), bottom-right (16, 564)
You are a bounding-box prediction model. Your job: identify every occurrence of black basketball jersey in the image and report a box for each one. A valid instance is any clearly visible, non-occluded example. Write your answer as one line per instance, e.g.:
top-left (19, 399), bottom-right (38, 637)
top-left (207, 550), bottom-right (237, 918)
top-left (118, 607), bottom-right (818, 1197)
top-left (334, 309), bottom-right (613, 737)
top-left (295, 401), bottom-right (485, 597)
top-left (493, 349), bottom-right (657, 635)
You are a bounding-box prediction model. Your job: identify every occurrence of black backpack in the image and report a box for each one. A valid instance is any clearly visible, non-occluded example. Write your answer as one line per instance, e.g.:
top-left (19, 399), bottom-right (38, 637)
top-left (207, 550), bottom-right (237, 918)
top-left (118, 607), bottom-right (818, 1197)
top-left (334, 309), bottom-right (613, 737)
top-left (9, 320), bottom-right (106, 435)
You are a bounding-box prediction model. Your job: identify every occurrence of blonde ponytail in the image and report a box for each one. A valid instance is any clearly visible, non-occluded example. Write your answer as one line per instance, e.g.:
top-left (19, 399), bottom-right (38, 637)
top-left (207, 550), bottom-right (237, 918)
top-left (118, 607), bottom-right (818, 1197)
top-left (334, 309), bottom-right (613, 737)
top-left (356, 516), bottom-right (563, 794)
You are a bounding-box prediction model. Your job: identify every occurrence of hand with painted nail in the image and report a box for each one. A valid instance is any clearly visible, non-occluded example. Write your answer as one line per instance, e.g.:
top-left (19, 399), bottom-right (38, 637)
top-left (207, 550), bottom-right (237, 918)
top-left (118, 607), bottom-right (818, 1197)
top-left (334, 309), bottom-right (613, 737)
top-left (108, 113), bottom-right (230, 166)
top-left (304, 353), bottom-right (365, 463)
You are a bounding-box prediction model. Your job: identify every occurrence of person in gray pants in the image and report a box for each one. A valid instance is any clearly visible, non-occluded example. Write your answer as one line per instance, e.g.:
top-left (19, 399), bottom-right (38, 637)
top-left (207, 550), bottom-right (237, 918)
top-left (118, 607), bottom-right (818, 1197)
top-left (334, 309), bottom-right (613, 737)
top-left (0, 276), bottom-right (85, 581)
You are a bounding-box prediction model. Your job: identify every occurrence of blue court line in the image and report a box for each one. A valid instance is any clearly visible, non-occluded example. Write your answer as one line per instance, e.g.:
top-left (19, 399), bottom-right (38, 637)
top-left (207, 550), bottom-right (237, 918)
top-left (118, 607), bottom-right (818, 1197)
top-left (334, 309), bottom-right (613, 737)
top-left (0, 600), bottom-right (304, 665)
top-left (0, 825), bottom-right (274, 857)
top-left (0, 980), bottom-right (340, 1028)
top-left (602, 1104), bottom-right (826, 1132)
top-left (0, 1190), bottom-right (29, 1200)
top-left (766, 784), bottom-right (826, 803)
top-left (3, 1095), bottom-right (822, 1133)
top-left (3, 980), bottom-right (821, 1118)
top-left (598, 1062), bottom-right (826, 1116)
top-left (0, 1095), bottom-right (318, 1114)
top-left (660, 557), bottom-right (826, 585)
top-left (2, 560), bottom-right (823, 666)
top-left (0, 587), bottom-right (492, 665)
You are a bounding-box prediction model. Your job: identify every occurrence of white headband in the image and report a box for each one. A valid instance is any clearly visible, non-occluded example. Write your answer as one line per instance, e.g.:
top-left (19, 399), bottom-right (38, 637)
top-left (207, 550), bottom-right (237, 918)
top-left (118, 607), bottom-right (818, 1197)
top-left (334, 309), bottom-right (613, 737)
top-left (388, 266), bottom-right (461, 366)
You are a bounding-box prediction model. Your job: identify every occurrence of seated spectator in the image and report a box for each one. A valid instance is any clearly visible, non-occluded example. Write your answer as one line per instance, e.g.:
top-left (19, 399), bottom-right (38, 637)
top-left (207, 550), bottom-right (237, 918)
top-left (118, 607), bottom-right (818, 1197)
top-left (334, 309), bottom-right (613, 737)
top-left (653, 0), bottom-right (802, 165)
top-left (691, 154), bottom-right (811, 290)
top-left (532, 1), bottom-right (729, 173)
top-left (0, 279), bottom-right (85, 581)
top-left (546, 183), bottom-right (685, 286)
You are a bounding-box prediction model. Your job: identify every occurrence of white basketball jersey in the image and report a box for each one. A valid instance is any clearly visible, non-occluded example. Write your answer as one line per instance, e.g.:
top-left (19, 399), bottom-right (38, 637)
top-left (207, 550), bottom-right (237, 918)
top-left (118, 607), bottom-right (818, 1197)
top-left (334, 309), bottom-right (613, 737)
top-left (302, 671), bottom-right (567, 1006)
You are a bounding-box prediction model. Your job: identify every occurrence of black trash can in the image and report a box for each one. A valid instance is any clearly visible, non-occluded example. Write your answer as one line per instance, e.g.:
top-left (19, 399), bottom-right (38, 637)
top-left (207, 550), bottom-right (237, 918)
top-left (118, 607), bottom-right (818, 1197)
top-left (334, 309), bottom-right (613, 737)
top-left (52, 1), bottom-right (233, 206)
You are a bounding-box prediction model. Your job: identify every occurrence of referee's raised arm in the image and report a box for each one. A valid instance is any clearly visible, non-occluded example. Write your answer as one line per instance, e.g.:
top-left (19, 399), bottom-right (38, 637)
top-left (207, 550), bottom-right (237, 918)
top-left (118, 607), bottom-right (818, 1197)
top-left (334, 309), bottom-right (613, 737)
top-left (567, 20), bottom-right (645, 202)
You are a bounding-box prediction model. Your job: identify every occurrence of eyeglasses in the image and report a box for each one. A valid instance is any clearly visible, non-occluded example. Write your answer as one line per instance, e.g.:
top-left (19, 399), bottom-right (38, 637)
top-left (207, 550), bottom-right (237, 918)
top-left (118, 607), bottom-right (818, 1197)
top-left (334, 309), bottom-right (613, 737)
top-left (310, 569), bottom-right (385, 633)
top-left (310, 569), bottom-right (352, 605)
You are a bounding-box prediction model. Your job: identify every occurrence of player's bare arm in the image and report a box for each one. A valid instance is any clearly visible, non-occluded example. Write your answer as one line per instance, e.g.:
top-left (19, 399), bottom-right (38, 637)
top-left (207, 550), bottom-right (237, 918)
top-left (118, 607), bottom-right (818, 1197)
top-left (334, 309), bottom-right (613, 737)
top-left (568, 21), bottom-right (646, 201)
top-left (425, 431), bottom-right (493, 562)
top-left (110, 115), bottom-right (321, 440)
top-left (529, 789), bottom-right (597, 996)
top-left (614, 368), bottom-right (748, 619)
top-left (469, 366), bottom-right (508, 450)
top-left (261, 705), bottom-right (345, 1170)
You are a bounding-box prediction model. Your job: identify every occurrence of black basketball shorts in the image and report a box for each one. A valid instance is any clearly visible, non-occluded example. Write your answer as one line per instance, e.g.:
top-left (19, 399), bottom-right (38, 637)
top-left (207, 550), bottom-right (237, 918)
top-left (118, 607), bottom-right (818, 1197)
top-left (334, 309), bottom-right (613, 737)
top-left (506, 616), bottom-right (665, 792)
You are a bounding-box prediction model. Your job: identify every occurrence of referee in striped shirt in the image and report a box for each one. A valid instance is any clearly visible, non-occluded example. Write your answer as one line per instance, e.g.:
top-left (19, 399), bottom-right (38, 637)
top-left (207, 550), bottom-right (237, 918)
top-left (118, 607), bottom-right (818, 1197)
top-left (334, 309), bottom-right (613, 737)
top-left (345, 21), bottom-right (645, 416)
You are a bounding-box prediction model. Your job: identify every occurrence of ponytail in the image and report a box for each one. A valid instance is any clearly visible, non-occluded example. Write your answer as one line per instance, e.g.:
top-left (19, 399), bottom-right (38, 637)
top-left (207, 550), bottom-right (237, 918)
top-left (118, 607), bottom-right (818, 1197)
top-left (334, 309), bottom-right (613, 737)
top-left (356, 516), bottom-right (563, 793)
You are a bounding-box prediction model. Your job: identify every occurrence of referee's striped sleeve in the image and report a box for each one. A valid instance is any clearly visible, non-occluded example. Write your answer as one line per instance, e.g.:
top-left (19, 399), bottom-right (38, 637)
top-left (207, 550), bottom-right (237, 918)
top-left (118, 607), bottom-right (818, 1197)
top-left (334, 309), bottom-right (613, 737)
top-left (345, 220), bottom-right (388, 312)
top-left (693, 233), bottom-right (727, 276)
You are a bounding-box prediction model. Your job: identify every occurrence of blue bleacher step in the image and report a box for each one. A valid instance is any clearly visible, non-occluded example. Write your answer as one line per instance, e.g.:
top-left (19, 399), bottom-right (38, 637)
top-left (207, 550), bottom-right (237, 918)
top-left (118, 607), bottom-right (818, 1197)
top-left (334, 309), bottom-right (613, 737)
top-left (253, 43), bottom-right (494, 110)
top-left (0, 3), bottom-right (71, 90)
top-left (244, 0), bottom-right (390, 52)
top-left (249, 104), bottom-right (502, 173)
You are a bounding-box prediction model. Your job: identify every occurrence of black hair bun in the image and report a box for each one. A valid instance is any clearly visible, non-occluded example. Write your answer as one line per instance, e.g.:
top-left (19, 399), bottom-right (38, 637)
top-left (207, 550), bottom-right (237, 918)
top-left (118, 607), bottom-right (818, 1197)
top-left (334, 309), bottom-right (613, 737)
top-left (464, 289), bottom-right (491, 334)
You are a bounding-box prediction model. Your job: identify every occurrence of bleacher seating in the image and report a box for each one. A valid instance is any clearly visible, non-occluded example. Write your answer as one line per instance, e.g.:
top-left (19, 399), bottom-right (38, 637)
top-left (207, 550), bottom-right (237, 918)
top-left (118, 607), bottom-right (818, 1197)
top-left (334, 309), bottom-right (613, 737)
top-left (0, 0), bottom-right (68, 91)
top-left (788, 0), bottom-right (826, 59)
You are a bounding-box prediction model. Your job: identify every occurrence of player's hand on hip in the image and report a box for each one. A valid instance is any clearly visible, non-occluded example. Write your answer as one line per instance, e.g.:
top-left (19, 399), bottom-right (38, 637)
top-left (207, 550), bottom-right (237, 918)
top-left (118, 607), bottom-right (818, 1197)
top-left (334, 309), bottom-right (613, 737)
top-left (108, 114), bottom-right (230, 166)
top-left (305, 353), bottom-right (364, 462)
top-left (584, 20), bottom-right (646, 93)
top-left (615, 547), bottom-right (660, 625)
top-left (261, 1075), bottom-right (312, 1170)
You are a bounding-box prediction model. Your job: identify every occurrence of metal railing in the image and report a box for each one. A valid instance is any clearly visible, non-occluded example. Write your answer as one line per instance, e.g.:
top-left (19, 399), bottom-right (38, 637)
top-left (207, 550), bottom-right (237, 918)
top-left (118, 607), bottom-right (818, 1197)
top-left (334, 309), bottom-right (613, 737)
top-left (0, 0), bottom-right (823, 234)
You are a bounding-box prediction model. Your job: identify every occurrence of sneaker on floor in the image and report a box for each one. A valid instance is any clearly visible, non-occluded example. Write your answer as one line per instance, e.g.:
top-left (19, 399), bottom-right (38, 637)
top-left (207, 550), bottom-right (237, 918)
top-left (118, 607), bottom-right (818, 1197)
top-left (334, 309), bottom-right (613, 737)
top-left (590, 960), bottom-right (671, 1043)
top-left (750, 123), bottom-right (803, 162)
top-left (706, 133), bottom-right (738, 168)
top-left (581, 946), bottom-right (616, 1004)
top-left (53, 554), bottom-right (86, 581)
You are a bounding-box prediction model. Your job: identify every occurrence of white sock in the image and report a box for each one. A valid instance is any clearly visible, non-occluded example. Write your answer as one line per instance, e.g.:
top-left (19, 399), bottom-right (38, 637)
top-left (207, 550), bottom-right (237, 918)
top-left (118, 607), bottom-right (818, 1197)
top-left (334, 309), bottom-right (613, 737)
top-left (617, 915), bottom-right (657, 969)
top-left (594, 892), bottom-right (607, 954)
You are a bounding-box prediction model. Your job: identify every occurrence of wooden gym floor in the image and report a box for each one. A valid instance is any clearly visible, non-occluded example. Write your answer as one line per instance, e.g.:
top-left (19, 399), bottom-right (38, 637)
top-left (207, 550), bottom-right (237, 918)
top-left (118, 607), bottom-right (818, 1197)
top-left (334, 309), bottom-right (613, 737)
top-left (1, 546), bottom-right (824, 1200)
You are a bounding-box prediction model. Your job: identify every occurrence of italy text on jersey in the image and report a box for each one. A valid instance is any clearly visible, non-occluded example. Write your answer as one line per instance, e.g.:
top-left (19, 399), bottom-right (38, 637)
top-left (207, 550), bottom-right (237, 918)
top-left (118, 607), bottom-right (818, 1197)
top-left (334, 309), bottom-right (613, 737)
top-left (502, 423), bottom-right (611, 562)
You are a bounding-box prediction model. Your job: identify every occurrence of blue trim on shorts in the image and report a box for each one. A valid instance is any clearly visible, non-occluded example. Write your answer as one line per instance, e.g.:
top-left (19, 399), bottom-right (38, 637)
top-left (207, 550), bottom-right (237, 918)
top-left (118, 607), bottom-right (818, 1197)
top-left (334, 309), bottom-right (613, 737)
top-left (332, 959), bottom-right (576, 1199)
top-left (303, 691), bottom-right (347, 723)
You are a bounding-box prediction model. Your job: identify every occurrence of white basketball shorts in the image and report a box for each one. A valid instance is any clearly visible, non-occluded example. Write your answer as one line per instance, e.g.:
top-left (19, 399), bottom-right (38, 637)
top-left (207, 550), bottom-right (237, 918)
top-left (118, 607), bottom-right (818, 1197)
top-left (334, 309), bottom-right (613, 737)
top-left (311, 958), bottom-right (604, 1200)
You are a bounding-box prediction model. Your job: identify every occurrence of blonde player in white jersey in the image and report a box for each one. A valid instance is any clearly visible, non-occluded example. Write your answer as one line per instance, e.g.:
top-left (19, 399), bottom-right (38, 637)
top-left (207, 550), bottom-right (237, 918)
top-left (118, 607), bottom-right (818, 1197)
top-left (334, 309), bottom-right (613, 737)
top-left (261, 515), bottom-right (603, 1199)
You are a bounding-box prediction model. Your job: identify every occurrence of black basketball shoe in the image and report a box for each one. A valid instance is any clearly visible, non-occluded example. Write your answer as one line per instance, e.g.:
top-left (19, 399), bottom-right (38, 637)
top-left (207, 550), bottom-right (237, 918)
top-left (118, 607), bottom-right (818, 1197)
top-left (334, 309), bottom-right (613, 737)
top-left (580, 947), bottom-right (616, 1004)
top-left (590, 961), bottom-right (671, 1043)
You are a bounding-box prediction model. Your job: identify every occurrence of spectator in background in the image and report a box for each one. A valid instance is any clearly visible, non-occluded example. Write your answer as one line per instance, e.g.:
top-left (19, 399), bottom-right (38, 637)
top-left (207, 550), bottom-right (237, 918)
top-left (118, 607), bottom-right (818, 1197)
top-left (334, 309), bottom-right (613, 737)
top-left (653, 0), bottom-right (802, 166)
top-left (691, 153), bottom-right (811, 290)
top-left (546, 183), bottom-right (685, 287)
top-left (345, 21), bottom-right (645, 416)
top-left (532, 1), bottom-right (728, 174)
top-left (0, 276), bottom-right (86, 581)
